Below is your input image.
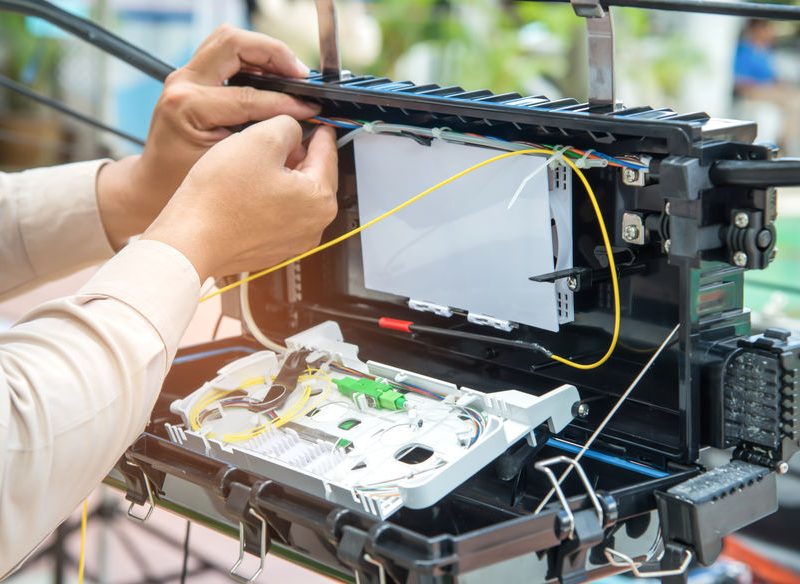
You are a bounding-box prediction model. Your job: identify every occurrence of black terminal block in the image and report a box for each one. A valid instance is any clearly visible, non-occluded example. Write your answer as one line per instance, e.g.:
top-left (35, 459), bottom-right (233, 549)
top-left (656, 461), bottom-right (777, 566)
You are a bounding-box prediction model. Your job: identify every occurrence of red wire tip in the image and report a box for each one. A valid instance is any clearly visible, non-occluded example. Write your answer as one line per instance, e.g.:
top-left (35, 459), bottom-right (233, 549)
top-left (378, 317), bottom-right (414, 334)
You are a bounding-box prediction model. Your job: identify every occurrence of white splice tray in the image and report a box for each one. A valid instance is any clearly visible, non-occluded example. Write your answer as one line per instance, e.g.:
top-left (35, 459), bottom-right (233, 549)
top-left (168, 322), bottom-right (580, 519)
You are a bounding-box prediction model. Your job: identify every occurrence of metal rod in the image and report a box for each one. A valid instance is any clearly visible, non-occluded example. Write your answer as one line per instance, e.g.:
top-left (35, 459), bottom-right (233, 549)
top-left (315, 0), bottom-right (342, 77)
top-left (0, 73), bottom-right (145, 146)
top-left (534, 323), bottom-right (680, 514)
top-left (0, 0), bottom-right (175, 81)
top-left (523, 0), bottom-right (800, 21)
top-left (586, 9), bottom-right (616, 107)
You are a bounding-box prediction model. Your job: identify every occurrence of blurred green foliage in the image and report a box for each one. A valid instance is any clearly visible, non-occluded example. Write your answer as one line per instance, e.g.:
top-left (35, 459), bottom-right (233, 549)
top-left (363, 0), bottom-right (706, 103)
top-left (0, 14), bottom-right (62, 110)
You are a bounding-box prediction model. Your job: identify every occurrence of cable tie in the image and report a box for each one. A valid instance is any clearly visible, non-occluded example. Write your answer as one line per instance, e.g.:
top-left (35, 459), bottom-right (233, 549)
top-left (363, 121), bottom-right (378, 134)
top-left (575, 149), bottom-right (608, 169)
top-left (507, 146), bottom-right (571, 210)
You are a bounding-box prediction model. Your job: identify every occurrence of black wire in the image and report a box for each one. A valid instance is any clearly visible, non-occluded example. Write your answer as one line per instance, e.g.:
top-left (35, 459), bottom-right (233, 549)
top-left (0, 73), bottom-right (146, 147)
top-left (526, 0), bottom-right (800, 20)
top-left (0, 0), bottom-right (175, 82)
top-left (180, 521), bottom-right (191, 584)
top-left (710, 159), bottom-right (800, 188)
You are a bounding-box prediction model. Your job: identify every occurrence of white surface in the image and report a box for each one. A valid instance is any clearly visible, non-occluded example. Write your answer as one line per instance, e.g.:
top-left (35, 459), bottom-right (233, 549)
top-left (353, 133), bottom-right (573, 332)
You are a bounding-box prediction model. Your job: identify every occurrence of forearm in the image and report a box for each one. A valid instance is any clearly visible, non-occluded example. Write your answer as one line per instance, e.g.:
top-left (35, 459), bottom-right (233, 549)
top-left (0, 161), bottom-right (116, 299)
top-left (0, 240), bottom-right (200, 576)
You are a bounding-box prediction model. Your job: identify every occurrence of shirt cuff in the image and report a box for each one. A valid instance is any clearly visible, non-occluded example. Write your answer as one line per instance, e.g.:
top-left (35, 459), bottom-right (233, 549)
top-left (13, 159), bottom-right (116, 277)
top-left (77, 240), bottom-right (201, 364)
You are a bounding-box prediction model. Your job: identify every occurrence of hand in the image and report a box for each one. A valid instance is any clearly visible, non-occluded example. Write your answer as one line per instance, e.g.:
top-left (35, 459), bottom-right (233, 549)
top-left (97, 25), bottom-right (320, 250)
top-left (142, 117), bottom-right (338, 281)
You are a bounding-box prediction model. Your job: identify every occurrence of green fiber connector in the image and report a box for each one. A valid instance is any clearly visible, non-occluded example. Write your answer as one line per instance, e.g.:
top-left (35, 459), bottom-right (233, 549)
top-left (334, 377), bottom-right (407, 411)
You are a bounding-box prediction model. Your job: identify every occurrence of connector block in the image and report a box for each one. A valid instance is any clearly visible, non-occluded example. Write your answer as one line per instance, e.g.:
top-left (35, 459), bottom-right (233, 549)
top-left (334, 376), bottom-right (407, 411)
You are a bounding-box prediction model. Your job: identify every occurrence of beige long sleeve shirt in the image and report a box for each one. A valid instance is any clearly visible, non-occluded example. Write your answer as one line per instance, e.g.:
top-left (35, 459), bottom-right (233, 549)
top-left (0, 161), bottom-right (201, 576)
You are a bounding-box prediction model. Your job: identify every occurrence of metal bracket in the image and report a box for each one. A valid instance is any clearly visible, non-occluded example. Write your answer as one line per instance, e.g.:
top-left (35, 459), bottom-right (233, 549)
top-left (570, 0), bottom-right (616, 108)
top-left (229, 508), bottom-right (269, 584)
top-left (126, 462), bottom-right (155, 523)
top-left (534, 455), bottom-right (603, 539)
top-left (315, 0), bottom-right (341, 78)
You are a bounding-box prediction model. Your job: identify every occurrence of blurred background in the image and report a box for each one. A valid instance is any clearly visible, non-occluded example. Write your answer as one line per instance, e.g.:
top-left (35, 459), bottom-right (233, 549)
top-left (1, 0), bottom-right (799, 582)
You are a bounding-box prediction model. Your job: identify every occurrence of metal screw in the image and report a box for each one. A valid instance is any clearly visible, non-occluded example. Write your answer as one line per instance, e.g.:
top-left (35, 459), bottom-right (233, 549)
top-left (623, 224), bottom-right (641, 243)
top-left (664, 239), bottom-right (671, 253)
top-left (577, 403), bottom-right (590, 418)
top-left (734, 212), bottom-right (749, 229)
top-left (665, 202), bottom-right (671, 216)
top-left (777, 461), bottom-right (790, 475)
top-left (622, 168), bottom-right (639, 185)
top-left (733, 251), bottom-right (748, 267)
top-left (567, 276), bottom-right (579, 291)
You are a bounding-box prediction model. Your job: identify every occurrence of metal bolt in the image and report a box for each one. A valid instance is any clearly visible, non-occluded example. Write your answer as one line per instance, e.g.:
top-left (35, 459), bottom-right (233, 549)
top-left (733, 251), bottom-right (748, 267)
top-left (622, 168), bottom-right (639, 185)
top-left (664, 239), bottom-right (671, 253)
top-left (623, 224), bottom-right (641, 243)
top-left (665, 202), bottom-right (671, 216)
top-left (577, 403), bottom-right (590, 418)
top-left (734, 212), bottom-right (749, 229)
top-left (778, 461), bottom-right (790, 475)
top-left (567, 276), bottom-right (579, 291)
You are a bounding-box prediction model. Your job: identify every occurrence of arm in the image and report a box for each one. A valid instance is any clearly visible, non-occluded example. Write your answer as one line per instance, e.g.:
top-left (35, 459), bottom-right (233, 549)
top-left (0, 116), bottom-right (338, 576)
top-left (0, 25), bottom-right (318, 299)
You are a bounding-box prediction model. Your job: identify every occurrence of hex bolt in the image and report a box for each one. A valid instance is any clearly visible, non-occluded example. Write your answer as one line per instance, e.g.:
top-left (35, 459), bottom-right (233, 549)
top-left (664, 239), bottom-right (671, 253)
top-left (623, 224), bottom-right (640, 242)
top-left (778, 461), bottom-right (790, 475)
top-left (733, 251), bottom-right (748, 267)
top-left (622, 168), bottom-right (639, 185)
top-left (577, 403), bottom-right (590, 418)
top-left (734, 212), bottom-right (749, 229)
top-left (567, 276), bottom-right (579, 291)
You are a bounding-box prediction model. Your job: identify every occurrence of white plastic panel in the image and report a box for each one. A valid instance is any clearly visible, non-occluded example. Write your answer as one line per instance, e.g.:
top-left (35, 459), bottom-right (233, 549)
top-left (353, 133), bottom-right (573, 332)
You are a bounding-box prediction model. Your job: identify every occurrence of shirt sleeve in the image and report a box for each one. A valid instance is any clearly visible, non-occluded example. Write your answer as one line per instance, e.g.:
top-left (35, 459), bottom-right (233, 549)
top-left (0, 239), bottom-right (200, 577)
top-left (0, 160), bottom-right (116, 300)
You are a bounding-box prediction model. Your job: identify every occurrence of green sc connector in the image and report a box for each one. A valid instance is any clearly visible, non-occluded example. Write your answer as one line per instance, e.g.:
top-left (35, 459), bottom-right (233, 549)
top-left (333, 377), bottom-right (407, 411)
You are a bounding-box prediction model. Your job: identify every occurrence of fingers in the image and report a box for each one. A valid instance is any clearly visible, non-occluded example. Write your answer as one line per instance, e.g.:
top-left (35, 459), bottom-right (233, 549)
top-left (295, 126), bottom-right (338, 197)
top-left (244, 115), bottom-right (304, 164)
top-left (185, 25), bottom-right (309, 85)
top-left (183, 85), bottom-right (319, 129)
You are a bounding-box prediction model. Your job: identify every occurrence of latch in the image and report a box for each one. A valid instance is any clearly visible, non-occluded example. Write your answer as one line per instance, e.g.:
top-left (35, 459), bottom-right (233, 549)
top-left (535, 456), bottom-right (608, 584)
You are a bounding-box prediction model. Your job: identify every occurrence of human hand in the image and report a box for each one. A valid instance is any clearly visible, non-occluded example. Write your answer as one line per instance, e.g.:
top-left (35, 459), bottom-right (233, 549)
top-left (142, 116), bottom-right (338, 281)
top-left (97, 25), bottom-right (320, 250)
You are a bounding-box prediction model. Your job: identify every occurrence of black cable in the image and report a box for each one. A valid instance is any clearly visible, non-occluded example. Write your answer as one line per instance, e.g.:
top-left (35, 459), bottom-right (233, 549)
top-left (180, 521), bottom-right (191, 584)
top-left (524, 0), bottom-right (800, 21)
top-left (0, 73), bottom-right (146, 146)
top-left (307, 305), bottom-right (551, 354)
top-left (710, 158), bottom-right (800, 188)
top-left (0, 0), bottom-right (175, 81)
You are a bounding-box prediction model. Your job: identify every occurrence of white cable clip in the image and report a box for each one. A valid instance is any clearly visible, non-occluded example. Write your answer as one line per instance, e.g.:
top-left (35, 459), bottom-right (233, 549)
top-left (362, 121), bottom-right (378, 134)
top-left (574, 149), bottom-right (608, 169)
top-left (507, 145), bottom-right (571, 210)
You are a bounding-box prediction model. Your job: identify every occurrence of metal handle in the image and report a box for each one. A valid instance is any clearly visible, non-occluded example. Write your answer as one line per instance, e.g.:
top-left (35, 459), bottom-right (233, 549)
top-left (604, 546), bottom-right (693, 578)
top-left (229, 509), bottom-right (269, 584)
top-left (126, 462), bottom-right (155, 523)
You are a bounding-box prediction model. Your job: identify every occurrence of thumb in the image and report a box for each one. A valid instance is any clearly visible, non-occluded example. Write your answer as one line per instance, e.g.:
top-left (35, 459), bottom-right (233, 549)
top-left (241, 115), bottom-right (304, 166)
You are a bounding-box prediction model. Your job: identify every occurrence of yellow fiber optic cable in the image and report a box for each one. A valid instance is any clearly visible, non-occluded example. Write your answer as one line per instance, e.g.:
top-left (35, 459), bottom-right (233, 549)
top-left (78, 500), bottom-right (88, 584)
top-left (200, 149), bottom-right (619, 370)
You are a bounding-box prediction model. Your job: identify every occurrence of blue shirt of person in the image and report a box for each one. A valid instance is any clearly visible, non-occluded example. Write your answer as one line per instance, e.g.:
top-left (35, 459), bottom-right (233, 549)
top-left (734, 40), bottom-right (777, 85)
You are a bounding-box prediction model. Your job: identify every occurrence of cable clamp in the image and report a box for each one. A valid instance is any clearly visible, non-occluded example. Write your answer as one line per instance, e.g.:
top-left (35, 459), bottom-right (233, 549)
top-left (431, 126), bottom-right (453, 141)
top-left (126, 461), bottom-right (156, 523)
top-left (575, 149), bottom-right (608, 169)
top-left (603, 547), bottom-right (693, 579)
top-left (229, 508), bottom-right (269, 584)
top-left (534, 455), bottom-right (603, 539)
